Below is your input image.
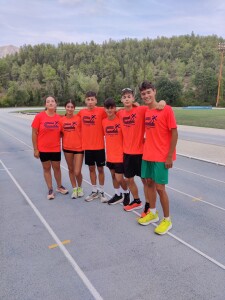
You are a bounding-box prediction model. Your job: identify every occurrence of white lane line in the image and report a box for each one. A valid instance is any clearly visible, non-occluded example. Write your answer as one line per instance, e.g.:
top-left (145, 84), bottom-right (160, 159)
top-left (0, 159), bottom-right (103, 300)
top-left (0, 127), bottom-right (33, 149)
top-left (3, 130), bottom-right (225, 271)
top-left (62, 164), bottom-right (225, 271)
top-left (167, 186), bottom-right (225, 212)
top-left (177, 153), bottom-right (225, 167)
top-left (174, 167), bottom-right (225, 184)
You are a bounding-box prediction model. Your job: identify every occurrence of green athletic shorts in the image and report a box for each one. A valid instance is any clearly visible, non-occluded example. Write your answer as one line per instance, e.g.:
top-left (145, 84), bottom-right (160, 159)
top-left (141, 160), bottom-right (168, 184)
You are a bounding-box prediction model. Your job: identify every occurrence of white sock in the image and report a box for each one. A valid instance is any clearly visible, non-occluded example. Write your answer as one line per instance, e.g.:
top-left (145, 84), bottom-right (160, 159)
top-left (121, 187), bottom-right (129, 194)
top-left (99, 185), bottom-right (104, 193)
top-left (115, 188), bottom-right (120, 196)
top-left (164, 216), bottom-right (171, 221)
top-left (92, 185), bottom-right (98, 192)
top-left (150, 208), bottom-right (156, 214)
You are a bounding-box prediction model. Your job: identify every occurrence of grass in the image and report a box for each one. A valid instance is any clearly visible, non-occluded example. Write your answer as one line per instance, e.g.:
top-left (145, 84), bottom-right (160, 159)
top-left (16, 107), bottom-right (225, 129)
top-left (173, 108), bottom-right (225, 129)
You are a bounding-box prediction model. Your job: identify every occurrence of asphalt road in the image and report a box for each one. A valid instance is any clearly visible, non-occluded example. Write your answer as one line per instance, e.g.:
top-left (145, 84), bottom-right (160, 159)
top-left (1, 108), bottom-right (225, 300)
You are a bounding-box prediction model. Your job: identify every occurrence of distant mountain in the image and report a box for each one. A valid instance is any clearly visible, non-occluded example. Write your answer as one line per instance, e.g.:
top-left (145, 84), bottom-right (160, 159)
top-left (0, 45), bottom-right (19, 58)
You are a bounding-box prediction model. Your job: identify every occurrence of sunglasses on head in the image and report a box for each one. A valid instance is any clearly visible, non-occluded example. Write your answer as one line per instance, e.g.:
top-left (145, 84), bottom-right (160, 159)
top-left (121, 88), bottom-right (133, 93)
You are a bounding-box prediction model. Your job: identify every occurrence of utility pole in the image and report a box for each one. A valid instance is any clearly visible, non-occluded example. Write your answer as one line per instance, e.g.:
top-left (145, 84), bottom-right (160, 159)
top-left (216, 42), bottom-right (225, 107)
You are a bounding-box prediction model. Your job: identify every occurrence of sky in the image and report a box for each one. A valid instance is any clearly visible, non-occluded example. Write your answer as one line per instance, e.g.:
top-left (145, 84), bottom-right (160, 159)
top-left (0, 0), bottom-right (224, 47)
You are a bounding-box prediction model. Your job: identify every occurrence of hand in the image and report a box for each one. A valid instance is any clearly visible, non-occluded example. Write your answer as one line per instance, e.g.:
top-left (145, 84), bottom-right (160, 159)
top-left (156, 100), bottom-right (166, 110)
top-left (165, 156), bottom-right (173, 169)
top-left (132, 101), bottom-right (140, 107)
top-left (34, 149), bottom-right (40, 159)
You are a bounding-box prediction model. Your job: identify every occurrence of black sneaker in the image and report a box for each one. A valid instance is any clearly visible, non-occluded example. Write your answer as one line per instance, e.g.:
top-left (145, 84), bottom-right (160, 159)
top-left (123, 192), bottom-right (130, 206)
top-left (108, 193), bottom-right (124, 205)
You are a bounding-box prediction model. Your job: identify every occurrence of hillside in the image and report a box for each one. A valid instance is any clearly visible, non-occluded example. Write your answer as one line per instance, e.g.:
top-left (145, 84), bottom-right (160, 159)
top-left (0, 45), bottom-right (19, 58)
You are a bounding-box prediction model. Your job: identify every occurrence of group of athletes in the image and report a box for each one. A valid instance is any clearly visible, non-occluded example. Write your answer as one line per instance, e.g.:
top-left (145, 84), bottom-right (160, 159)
top-left (31, 80), bottom-right (178, 235)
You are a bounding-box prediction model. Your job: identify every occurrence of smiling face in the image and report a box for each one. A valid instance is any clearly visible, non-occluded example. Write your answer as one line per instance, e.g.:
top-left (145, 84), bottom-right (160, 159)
top-left (85, 96), bottom-right (97, 110)
top-left (65, 102), bottom-right (75, 117)
top-left (140, 88), bottom-right (157, 108)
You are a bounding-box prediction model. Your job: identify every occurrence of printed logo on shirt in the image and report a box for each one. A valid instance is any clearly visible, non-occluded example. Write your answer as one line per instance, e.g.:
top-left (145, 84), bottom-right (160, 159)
top-left (122, 113), bottom-right (136, 127)
top-left (44, 121), bottom-right (59, 129)
top-left (63, 122), bottom-right (77, 131)
top-left (145, 115), bottom-right (157, 128)
top-left (105, 123), bottom-right (120, 135)
top-left (82, 115), bottom-right (96, 125)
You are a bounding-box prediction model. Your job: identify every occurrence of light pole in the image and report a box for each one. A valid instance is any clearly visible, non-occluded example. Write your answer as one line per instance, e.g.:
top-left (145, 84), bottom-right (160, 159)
top-left (216, 42), bottom-right (225, 107)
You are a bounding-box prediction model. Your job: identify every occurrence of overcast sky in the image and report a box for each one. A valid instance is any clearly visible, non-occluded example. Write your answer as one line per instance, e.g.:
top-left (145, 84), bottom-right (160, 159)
top-left (0, 0), bottom-right (224, 47)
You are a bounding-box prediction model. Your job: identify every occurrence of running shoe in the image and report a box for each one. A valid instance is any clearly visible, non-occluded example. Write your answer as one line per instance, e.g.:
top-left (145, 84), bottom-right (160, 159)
top-left (138, 211), bottom-right (159, 225)
top-left (71, 188), bottom-right (78, 199)
top-left (154, 218), bottom-right (172, 235)
top-left (140, 202), bottom-right (150, 218)
top-left (124, 200), bottom-right (143, 212)
top-left (123, 192), bottom-right (130, 206)
top-left (77, 187), bottom-right (84, 197)
top-left (99, 192), bottom-right (108, 203)
top-left (108, 193), bottom-right (124, 205)
top-left (56, 185), bottom-right (69, 195)
top-left (85, 191), bottom-right (99, 202)
top-left (47, 189), bottom-right (55, 200)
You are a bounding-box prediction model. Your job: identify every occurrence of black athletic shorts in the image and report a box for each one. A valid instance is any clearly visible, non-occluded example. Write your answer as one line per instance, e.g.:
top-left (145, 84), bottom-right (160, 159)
top-left (63, 149), bottom-right (84, 154)
top-left (85, 149), bottom-right (105, 167)
top-left (106, 162), bottom-right (124, 174)
top-left (123, 153), bottom-right (142, 178)
top-left (39, 152), bottom-right (61, 162)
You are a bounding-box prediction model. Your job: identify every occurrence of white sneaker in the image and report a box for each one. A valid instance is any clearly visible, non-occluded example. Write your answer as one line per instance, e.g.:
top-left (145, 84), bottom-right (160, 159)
top-left (71, 188), bottom-right (78, 199)
top-left (85, 191), bottom-right (99, 202)
top-left (99, 192), bottom-right (108, 203)
top-left (77, 187), bottom-right (84, 197)
top-left (56, 185), bottom-right (69, 195)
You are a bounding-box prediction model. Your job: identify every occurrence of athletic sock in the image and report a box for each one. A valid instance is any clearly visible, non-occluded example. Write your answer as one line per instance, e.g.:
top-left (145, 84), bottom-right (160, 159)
top-left (150, 208), bottom-right (156, 214)
top-left (115, 188), bottom-right (120, 196)
top-left (92, 185), bottom-right (98, 193)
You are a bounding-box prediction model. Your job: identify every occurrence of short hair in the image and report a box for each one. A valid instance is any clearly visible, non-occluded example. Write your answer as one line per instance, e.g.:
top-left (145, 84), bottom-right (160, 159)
top-left (64, 99), bottom-right (76, 108)
top-left (121, 87), bottom-right (134, 96)
top-left (85, 91), bottom-right (97, 98)
top-left (45, 95), bottom-right (57, 103)
top-left (139, 81), bottom-right (155, 92)
top-left (104, 98), bottom-right (116, 108)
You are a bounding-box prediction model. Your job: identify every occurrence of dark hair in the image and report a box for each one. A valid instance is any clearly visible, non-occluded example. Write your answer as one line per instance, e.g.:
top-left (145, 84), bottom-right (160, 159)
top-left (64, 99), bottom-right (76, 108)
top-left (121, 87), bottom-right (134, 96)
top-left (139, 81), bottom-right (155, 92)
top-left (104, 98), bottom-right (116, 108)
top-left (85, 91), bottom-right (97, 98)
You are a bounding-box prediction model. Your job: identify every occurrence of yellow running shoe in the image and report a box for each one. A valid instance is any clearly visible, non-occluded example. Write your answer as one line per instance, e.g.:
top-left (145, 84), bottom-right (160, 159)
top-left (154, 218), bottom-right (172, 235)
top-left (138, 211), bottom-right (159, 226)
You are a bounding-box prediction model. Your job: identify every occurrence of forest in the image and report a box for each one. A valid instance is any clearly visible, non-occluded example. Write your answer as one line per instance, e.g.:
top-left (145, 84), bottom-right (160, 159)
top-left (0, 33), bottom-right (224, 107)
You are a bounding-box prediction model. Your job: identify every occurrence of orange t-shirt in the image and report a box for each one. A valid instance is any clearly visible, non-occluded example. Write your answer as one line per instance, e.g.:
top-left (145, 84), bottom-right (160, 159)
top-left (117, 106), bottom-right (147, 154)
top-left (31, 111), bottom-right (61, 152)
top-left (78, 107), bottom-right (107, 150)
top-left (60, 115), bottom-right (82, 151)
top-left (102, 117), bottom-right (123, 163)
top-left (143, 105), bottom-right (177, 162)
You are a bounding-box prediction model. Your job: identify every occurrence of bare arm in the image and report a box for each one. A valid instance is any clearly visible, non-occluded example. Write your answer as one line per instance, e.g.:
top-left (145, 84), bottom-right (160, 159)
top-left (32, 128), bottom-right (40, 159)
top-left (156, 100), bottom-right (166, 110)
top-left (165, 128), bottom-right (178, 169)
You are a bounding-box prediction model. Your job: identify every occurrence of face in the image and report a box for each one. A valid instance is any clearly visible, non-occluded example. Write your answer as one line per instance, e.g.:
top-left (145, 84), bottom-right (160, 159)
top-left (140, 88), bottom-right (156, 106)
top-left (45, 96), bottom-right (57, 110)
top-left (65, 103), bottom-right (75, 116)
top-left (121, 92), bottom-right (135, 108)
top-left (105, 106), bottom-right (116, 118)
top-left (85, 96), bottom-right (97, 109)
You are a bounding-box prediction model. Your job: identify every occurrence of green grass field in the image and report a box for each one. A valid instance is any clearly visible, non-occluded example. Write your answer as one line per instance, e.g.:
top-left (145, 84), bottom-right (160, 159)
top-left (18, 107), bottom-right (225, 129)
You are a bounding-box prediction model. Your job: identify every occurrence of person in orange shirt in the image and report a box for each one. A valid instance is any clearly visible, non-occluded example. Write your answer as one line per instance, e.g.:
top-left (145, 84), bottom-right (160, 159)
top-left (137, 80), bottom-right (178, 235)
top-left (60, 100), bottom-right (84, 199)
top-left (102, 98), bottom-right (130, 205)
top-left (77, 91), bottom-right (107, 203)
top-left (117, 88), bottom-right (165, 213)
top-left (31, 96), bottom-right (68, 200)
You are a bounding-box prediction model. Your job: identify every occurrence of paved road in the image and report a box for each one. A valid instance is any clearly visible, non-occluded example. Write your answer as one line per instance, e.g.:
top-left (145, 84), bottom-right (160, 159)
top-left (1, 108), bottom-right (225, 300)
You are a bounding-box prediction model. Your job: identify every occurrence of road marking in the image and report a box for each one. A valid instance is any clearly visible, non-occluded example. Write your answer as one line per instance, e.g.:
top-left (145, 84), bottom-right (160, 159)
top-left (0, 127), bottom-right (33, 149)
top-left (0, 159), bottom-right (104, 300)
top-left (177, 153), bottom-right (225, 167)
top-left (174, 167), bottom-right (225, 184)
top-left (49, 240), bottom-right (71, 249)
top-left (167, 186), bottom-right (225, 212)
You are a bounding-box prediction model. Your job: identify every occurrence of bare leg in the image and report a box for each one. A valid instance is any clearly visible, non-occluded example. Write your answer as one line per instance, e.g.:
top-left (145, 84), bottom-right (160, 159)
top-left (74, 153), bottom-right (84, 187)
top-left (64, 152), bottom-right (76, 188)
top-left (42, 161), bottom-right (53, 190)
top-left (146, 178), bottom-right (157, 209)
top-left (89, 165), bottom-right (97, 185)
top-left (115, 173), bottom-right (128, 191)
top-left (97, 166), bottom-right (105, 186)
top-left (110, 169), bottom-right (120, 188)
top-left (51, 161), bottom-right (62, 187)
top-left (125, 177), bottom-right (139, 199)
top-left (156, 184), bottom-right (169, 217)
